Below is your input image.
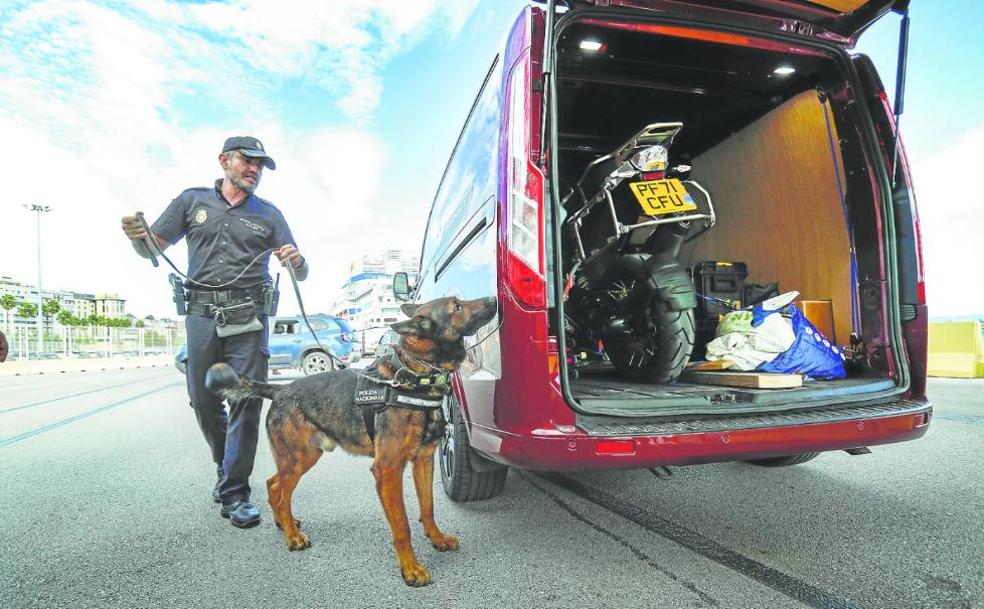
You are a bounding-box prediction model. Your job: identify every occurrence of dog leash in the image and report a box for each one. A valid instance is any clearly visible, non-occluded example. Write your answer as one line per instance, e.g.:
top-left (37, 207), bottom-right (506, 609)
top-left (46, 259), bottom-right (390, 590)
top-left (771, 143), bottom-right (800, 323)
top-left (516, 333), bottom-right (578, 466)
top-left (136, 213), bottom-right (344, 367)
top-left (284, 262), bottom-right (347, 369)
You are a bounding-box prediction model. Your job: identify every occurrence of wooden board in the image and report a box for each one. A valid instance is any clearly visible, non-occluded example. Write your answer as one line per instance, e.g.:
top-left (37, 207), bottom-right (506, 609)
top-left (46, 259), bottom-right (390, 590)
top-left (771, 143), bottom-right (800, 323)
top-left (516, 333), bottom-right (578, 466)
top-left (684, 89), bottom-right (852, 345)
top-left (682, 370), bottom-right (803, 389)
top-left (687, 359), bottom-right (735, 371)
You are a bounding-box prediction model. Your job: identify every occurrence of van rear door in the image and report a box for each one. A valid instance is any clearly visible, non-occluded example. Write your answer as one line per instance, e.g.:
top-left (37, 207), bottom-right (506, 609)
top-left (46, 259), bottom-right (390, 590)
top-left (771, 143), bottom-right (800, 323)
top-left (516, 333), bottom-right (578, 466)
top-left (566, 0), bottom-right (904, 44)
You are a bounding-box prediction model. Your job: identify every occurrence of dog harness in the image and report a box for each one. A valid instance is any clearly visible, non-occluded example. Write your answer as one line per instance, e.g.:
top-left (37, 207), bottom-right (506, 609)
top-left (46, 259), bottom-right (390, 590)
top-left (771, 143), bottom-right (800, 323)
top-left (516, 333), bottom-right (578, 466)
top-left (354, 352), bottom-right (451, 444)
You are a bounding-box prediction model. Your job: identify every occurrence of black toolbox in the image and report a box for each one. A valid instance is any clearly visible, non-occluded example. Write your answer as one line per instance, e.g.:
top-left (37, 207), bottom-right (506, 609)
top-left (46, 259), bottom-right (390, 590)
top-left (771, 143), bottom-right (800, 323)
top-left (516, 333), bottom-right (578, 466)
top-left (690, 261), bottom-right (748, 359)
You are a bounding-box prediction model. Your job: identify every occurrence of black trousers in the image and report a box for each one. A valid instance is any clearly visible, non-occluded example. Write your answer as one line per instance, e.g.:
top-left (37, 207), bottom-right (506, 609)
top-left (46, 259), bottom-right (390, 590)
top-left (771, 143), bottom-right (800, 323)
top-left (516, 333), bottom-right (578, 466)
top-left (184, 313), bottom-right (269, 504)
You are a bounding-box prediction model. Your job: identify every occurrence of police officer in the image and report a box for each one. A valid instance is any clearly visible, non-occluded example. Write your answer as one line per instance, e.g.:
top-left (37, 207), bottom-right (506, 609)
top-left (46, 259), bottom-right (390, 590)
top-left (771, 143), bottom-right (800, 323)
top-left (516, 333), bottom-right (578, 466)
top-left (121, 136), bottom-right (308, 528)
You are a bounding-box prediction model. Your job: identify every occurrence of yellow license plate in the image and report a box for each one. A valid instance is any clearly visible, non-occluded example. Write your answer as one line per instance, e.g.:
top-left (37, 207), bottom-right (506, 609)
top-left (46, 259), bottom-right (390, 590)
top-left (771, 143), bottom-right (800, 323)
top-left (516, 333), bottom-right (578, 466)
top-left (628, 179), bottom-right (698, 216)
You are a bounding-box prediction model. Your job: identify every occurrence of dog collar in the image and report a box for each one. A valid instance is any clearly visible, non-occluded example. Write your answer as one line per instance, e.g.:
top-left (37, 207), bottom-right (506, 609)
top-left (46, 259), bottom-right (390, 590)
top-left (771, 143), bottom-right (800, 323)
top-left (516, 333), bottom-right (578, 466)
top-left (388, 351), bottom-right (452, 393)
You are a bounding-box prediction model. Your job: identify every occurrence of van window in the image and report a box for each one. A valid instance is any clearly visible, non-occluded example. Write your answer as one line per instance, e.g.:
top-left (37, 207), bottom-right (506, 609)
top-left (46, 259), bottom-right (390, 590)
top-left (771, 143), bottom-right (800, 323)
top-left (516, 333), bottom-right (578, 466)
top-left (421, 56), bottom-right (503, 275)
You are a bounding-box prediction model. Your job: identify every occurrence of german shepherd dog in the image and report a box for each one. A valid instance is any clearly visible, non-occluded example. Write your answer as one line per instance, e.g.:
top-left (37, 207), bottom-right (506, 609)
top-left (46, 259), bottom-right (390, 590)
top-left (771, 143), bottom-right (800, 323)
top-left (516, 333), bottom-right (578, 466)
top-left (205, 296), bottom-right (497, 586)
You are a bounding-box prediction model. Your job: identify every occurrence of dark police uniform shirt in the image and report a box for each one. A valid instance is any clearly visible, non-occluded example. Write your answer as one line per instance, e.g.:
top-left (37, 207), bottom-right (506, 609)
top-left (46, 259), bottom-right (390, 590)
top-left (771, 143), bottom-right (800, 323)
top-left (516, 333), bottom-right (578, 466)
top-left (151, 180), bottom-right (298, 289)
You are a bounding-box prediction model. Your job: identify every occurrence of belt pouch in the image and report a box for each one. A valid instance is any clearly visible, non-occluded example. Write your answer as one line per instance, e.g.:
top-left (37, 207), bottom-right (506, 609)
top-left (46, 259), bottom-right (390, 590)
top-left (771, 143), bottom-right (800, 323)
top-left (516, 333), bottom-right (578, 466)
top-left (214, 301), bottom-right (263, 338)
top-left (262, 284), bottom-right (280, 317)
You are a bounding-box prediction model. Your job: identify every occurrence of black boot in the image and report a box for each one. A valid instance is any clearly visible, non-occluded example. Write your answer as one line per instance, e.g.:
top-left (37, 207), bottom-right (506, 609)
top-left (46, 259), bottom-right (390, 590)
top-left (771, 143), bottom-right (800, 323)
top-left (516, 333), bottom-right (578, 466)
top-left (220, 500), bottom-right (261, 528)
top-left (212, 465), bottom-right (223, 503)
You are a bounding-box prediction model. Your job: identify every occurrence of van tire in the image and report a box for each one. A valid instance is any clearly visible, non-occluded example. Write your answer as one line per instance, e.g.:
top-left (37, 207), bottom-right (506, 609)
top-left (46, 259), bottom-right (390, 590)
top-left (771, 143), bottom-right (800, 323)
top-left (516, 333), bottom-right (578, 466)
top-left (604, 298), bottom-right (695, 384)
top-left (440, 394), bottom-right (508, 502)
top-left (746, 453), bottom-right (820, 467)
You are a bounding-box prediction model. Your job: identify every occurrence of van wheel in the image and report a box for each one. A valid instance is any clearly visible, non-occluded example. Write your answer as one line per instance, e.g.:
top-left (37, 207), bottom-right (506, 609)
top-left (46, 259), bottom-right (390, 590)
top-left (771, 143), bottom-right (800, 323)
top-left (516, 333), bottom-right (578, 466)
top-left (746, 453), bottom-right (820, 467)
top-left (440, 394), bottom-right (508, 502)
top-left (301, 351), bottom-right (334, 375)
top-left (603, 293), bottom-right (695, 384)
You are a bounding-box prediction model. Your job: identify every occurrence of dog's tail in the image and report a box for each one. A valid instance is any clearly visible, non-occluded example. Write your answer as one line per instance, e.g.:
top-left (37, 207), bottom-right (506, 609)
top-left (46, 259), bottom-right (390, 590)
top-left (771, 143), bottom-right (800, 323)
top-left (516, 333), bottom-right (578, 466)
top-left (205, 362), bottom-right (279, 401)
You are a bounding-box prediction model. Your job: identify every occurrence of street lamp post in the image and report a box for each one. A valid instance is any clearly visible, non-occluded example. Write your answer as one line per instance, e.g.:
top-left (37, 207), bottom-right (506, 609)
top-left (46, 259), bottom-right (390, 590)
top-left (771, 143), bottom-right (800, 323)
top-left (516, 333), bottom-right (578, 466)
top-left (24, 204), bottom-right (51, 355)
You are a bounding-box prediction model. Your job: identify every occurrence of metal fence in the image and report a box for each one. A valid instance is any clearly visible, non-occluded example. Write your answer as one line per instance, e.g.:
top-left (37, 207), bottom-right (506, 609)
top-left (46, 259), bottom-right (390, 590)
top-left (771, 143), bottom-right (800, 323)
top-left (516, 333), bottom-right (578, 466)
top-left (2, 325), bottom-right (184, 361)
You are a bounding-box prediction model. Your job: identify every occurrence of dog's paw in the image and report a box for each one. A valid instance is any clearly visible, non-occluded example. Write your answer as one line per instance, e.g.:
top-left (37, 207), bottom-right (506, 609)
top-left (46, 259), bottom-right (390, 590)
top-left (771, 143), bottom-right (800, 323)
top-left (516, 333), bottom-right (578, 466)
top-left (285, 531), bottom-right (311, 551)
top-left (400, 562), bottom-right (432, 587)
top-left (429, 533), bottom-right (460, 552)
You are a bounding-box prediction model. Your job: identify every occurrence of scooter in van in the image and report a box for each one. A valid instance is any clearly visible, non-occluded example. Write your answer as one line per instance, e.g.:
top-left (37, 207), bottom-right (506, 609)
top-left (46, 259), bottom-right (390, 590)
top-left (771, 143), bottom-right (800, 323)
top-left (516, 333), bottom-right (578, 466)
top-left (563, 121), bottom-right (715, 382)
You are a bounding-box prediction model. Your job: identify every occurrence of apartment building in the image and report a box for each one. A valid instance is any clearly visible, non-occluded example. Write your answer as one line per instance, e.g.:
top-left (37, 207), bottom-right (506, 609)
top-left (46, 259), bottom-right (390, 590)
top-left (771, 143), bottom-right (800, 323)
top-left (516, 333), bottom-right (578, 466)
top-left (332, 250), bottom-right (419, 352)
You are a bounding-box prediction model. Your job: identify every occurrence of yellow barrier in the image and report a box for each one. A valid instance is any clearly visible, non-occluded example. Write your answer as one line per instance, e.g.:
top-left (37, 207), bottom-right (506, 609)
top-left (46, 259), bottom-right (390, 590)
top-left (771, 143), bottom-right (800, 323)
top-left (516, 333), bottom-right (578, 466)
top-left (928, 321), bottom-right (984, 378)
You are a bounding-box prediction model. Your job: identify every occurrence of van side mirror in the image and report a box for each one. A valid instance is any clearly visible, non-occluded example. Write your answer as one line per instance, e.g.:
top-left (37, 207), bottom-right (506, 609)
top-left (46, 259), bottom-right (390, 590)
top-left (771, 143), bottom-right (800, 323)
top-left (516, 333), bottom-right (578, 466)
top-left (393, 272), bottom-right (412, 302)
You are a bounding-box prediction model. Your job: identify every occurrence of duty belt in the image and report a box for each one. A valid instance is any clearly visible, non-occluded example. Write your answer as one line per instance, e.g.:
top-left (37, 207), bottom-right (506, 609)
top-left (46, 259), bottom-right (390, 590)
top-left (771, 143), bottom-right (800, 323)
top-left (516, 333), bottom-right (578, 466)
top-left (186, 287), bottom-right (262, 304)
top-left (186, 301), bottom-right (251, 317)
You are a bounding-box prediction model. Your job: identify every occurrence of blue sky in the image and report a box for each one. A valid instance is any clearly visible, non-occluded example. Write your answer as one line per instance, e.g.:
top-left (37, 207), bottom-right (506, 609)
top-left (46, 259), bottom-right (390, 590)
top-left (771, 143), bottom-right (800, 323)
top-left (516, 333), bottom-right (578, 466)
top-left (1, 0), bottom-right (981, 319)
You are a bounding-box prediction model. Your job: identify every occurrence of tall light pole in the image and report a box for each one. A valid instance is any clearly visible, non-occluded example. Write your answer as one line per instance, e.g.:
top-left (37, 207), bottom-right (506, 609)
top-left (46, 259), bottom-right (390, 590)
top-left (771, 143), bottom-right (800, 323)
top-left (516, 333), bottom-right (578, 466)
top-left (23, 204), bottom-right (51, 354)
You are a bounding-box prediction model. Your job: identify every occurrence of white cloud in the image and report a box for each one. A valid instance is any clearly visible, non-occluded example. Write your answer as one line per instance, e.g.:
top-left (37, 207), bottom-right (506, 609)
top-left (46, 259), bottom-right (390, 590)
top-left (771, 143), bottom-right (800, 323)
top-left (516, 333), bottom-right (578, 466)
top-left (910, 122), bottom-right (984, 317)
top-left (0, 0), bottom-right (478, 319)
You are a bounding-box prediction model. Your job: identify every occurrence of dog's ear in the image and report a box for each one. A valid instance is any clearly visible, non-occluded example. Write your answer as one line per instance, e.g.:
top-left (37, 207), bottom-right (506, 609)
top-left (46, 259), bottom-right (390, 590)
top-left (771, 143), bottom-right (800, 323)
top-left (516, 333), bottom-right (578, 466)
top-left (400, 303), bottom-right (418, 317)
top-left (390, 317), bottom-right (433, 338)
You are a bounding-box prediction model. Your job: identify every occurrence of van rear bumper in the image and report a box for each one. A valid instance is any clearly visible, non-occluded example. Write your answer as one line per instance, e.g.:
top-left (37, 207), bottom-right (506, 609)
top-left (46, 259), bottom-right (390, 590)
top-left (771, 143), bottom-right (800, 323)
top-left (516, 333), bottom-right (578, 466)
top-left (473, 398), bottom-right (931, 471)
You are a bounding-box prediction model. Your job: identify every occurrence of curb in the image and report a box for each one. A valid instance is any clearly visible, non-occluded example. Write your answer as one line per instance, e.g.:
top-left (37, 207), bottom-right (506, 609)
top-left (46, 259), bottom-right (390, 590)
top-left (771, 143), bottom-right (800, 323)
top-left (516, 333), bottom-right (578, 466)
top-left (1, 357), bottom-right (176, 379)
top-left (7, 363), bottom-right (172, 377)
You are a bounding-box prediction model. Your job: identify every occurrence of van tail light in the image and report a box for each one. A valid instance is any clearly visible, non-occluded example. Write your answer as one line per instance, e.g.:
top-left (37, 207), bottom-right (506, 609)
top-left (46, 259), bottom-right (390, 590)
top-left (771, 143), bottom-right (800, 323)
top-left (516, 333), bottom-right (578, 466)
top-left (505, 49), bottom-right (546, 309)
top-left (914, 217), bottom-right (926, 306)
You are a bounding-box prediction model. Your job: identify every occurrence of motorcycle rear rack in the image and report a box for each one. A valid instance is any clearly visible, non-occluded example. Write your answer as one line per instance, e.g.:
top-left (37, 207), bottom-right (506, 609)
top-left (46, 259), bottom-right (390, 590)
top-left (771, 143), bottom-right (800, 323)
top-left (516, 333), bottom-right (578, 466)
top-left (568, 179), bottom-right (716, 264)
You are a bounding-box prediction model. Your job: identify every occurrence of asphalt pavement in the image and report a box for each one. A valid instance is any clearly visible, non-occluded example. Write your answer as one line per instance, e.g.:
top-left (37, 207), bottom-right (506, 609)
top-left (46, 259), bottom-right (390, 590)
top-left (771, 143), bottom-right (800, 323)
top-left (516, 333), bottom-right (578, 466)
top-left (1, 369), bottom-right (981, 609)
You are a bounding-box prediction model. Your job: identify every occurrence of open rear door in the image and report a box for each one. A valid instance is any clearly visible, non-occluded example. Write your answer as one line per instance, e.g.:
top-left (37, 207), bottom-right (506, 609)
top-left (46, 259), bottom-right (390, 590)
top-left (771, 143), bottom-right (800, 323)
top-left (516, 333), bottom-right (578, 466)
top-left (567, 0), bottom-right (907, 45)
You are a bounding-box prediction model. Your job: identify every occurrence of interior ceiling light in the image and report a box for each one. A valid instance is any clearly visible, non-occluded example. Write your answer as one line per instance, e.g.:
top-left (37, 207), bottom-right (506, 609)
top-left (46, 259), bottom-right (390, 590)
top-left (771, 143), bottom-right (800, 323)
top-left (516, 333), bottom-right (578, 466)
top-left (774, 66), bottom-right (796, 75)
top-left (580, 39), bottom-right (605, 52)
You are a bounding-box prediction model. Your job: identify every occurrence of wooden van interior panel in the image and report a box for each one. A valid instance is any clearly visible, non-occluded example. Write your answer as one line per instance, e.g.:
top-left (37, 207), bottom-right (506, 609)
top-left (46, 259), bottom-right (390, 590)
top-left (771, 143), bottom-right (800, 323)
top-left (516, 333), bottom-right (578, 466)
top-left (683, 89), bottom-right (853, 344)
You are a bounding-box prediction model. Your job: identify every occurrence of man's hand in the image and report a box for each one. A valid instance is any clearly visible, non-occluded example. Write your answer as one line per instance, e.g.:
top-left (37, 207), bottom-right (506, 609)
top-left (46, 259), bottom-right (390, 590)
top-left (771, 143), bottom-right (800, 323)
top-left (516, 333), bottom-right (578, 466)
top-left (122, 212), bottom-right (168, 259)
top-left (0, 330), bottom-right (9, 363)
top-left (275, 244), bottom-right (303, 270)
top-left (121, 213), bottom-right (147, 241)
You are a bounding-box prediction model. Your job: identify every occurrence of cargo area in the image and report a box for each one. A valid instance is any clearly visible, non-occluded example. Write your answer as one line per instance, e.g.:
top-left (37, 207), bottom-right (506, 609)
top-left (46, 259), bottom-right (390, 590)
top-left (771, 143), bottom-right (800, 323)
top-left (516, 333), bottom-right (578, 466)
top-left (550, 16), bottom-right (900, 416)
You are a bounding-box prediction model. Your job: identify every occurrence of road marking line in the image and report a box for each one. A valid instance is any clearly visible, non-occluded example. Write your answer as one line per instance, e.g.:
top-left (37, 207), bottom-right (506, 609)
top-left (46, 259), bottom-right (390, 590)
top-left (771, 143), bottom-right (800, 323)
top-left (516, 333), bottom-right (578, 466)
top-left (0, 373), bottom-right (175, 415)
top-left (535, 472), bottom-right (867, 609)
top-left (521, 472), bottom-right (717, 606)
top-left (0, 382), bottom-right (182, 448)
top-left (932, 414), bottom-right (984, 425)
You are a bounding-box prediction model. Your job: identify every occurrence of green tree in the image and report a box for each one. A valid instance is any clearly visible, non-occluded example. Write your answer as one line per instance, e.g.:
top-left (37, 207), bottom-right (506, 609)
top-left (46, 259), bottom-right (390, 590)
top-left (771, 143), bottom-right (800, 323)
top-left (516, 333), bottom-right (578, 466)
top-left (57, 310), bottom-right (82, 326)
top-left (0, 292), bottom-right (16, 333)
top-left (135, 320), bottom-right (145, 328)
top-left (17, 302), bottom-right (37, 319)
top-left (42, 299), bottom-right (60, 318)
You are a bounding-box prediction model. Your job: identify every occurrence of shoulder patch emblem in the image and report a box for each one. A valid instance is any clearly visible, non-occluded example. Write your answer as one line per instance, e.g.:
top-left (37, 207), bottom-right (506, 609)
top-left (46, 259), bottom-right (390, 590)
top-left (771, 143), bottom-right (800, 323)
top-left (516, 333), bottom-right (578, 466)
top-left (195, 208), bottom-right (208, 224)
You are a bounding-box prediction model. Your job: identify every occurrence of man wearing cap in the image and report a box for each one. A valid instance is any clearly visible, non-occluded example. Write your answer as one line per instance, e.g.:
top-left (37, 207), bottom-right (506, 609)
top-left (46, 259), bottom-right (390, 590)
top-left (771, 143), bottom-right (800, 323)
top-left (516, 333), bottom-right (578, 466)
top-left (121, 136), bottom-right (307, 528)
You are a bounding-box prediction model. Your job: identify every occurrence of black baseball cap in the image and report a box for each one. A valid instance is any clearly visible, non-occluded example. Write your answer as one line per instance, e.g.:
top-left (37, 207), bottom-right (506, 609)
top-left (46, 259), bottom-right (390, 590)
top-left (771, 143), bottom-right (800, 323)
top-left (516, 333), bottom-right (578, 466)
top-left (222, 135), bottom-right (276, 170)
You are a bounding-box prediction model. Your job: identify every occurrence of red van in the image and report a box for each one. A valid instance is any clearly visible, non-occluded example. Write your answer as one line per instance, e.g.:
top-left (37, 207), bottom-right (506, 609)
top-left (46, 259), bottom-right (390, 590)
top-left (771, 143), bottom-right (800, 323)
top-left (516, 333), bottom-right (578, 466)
top-left (396, 0), bottom-right (930, 502)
